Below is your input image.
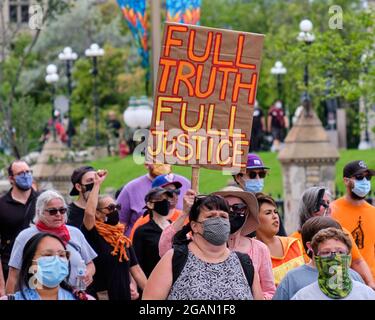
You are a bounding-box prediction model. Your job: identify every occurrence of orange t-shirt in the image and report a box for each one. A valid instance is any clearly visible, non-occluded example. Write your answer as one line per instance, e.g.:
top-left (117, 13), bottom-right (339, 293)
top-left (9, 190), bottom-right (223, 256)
top-left (290, 228), bottom-right (362, 263)
top-left (129, 209), bottom-right (182, 241)
top-left (271, 236), bottom-right (305, 286)
top-left (331, 197), bottom-right (375, 278)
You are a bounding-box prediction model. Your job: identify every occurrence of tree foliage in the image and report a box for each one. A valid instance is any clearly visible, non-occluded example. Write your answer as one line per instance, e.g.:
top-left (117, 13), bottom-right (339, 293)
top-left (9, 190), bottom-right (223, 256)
top-left (201, 0), bottom-right (375, 147)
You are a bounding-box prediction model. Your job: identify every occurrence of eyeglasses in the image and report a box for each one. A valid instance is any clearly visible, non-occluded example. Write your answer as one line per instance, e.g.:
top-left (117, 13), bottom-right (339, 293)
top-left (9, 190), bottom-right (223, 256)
top-left (248, 171), bottom-right (266, 179)
top-left (98, 203), bottom-right (121, 212)
top-left (14, 170), bottom-right (33, 177)
top-left (37, 250), bottom-right (71, 260)
top-left (353, 174), bottom-right (372, 181)
top-left (317, 250), bottom-right (349, 258)
top-left (44, 207), bottom-right (68, 215)
top-left (229, 203), bottom-right (247, 216)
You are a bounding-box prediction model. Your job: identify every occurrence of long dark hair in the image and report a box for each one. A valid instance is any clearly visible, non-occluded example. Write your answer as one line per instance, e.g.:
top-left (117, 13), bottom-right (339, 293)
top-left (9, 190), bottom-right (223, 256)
top-left (18, 232), bottom-right (77, 300)
top-left (173, 194), bottom-right (229, 246)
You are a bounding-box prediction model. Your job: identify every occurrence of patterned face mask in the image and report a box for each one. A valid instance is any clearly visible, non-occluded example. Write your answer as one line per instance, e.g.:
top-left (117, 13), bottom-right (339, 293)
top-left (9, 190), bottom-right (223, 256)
top-left (314, 253), bottom-right (353, 299)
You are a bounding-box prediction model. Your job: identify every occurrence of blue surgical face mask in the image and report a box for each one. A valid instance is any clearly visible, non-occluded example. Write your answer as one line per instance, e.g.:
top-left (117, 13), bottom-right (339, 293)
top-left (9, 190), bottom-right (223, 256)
top-left (15, 173), bottom-right (33, 191)
top-left (35, 256), bottom-right (69, 288)
top-left (245, 179), bottom-right (264, 193)
top-left (352, 178), bottom-right (371, 198)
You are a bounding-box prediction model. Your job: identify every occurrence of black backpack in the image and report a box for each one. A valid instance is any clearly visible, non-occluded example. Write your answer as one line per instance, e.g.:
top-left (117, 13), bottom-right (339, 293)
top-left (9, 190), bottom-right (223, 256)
top-left (172, 244), bottom-right (254, 287)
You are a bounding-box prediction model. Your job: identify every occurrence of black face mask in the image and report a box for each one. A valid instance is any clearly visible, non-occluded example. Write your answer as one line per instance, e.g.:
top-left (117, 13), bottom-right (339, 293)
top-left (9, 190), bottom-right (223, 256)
top-left (229, 215), bottom-right (246, 234)
top-left (105, 210), bottom-right (119, 226)
top-left (82, 183), bottom-right (94, 192)
top-left (81, 183), bottom-right (94, 202)
top-left (153, 199), bottom-right (170, 216)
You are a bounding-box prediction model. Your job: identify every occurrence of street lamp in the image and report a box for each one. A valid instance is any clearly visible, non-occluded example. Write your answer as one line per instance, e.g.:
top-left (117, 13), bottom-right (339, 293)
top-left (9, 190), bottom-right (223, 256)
top-left (270, 61), bottom-right (287, 101)
top-left (123, 96), bottom-right (153, 153)
top-left (297, 19), bottom-right (315, 116)
top-left (85, 43), bottom-right (105, 148)
top-left (58, 46), bottom-right (78, 148)
top-left (45, 64), bottom-right (59, 142)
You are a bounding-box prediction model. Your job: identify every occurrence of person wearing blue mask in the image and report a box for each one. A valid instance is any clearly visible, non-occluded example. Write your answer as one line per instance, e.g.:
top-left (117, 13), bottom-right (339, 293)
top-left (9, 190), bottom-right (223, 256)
top-left (331, 160), bottom-right (375, 284)
top-left (0, 233), bottom-right (94, 300)
top-left (232, 153), bottom-right (287, 236)
top-left (0, 160), bottom-right (39, 296)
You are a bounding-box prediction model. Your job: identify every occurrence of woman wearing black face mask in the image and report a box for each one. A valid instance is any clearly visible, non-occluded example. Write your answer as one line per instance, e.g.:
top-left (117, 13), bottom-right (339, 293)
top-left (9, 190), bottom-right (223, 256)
top-left (81, 171), bottom-right (147, 300)
top-left (132, 187), bottom-right (173, 278)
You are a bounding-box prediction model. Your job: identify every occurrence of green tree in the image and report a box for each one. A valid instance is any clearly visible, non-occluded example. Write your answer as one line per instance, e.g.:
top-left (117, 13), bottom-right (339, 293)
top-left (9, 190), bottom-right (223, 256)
top-left (0, 0), bottom-right (69, 158)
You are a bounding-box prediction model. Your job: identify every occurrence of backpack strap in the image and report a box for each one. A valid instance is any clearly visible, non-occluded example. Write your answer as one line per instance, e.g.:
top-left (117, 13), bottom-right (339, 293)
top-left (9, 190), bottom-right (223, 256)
top-left (235, 251), bottom-right (254, 288)
top-left (172, 244), bottom-right (189, 285)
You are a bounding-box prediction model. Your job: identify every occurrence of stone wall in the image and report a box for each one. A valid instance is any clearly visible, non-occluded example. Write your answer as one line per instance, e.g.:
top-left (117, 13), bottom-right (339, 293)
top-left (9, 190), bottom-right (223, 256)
top-left (281, 161), bottom-right (337, 234)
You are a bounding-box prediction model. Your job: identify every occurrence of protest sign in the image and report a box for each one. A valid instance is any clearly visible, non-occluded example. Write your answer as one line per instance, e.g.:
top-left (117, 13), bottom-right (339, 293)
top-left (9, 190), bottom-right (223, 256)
top-left (146, 23), bottom-right (264, 188)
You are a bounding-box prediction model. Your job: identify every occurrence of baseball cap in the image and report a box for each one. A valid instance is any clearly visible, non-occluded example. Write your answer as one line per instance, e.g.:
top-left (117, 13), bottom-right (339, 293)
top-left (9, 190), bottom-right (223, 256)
top-left (69, 166), bottom-right (96, 196)
top-left (343, 160), bottom-right (375, 178)
top-left (144, 187), bottom-right (173, 208)
top-left (246, 153), bottom-right (270, 170)
top-left (151, 174), bottom-right (182, 189)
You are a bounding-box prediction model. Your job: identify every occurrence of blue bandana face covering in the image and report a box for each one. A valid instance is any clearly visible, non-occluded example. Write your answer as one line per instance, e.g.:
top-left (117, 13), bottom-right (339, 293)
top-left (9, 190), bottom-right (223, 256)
top-left (245, 179), bottom-right (264, 193)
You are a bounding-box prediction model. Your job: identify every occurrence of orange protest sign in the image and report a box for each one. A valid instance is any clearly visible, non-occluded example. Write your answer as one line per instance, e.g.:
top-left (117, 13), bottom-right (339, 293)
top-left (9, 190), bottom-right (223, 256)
top-left (146, 23), bottom-right (264, 173)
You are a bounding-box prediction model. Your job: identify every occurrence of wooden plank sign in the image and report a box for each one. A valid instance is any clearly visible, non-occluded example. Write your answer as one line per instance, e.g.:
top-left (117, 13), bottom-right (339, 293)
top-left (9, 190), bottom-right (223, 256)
top-left (146, 23), bottom-right (264, 174)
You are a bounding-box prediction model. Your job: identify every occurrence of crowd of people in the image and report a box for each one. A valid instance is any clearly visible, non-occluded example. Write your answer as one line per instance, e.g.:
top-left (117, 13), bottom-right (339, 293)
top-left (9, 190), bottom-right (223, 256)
top-left (250, 99), bottom-right (289, 153)
top-left (0, 154), bottom-right (374, 300)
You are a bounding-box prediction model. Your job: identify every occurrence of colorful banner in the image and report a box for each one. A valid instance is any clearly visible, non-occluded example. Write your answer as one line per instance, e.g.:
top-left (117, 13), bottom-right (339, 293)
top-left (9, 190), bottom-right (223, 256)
top-left (146, 23), bottom-right (264, 172)
top-left (117, 0), bottom-right (149, 76)
top-left (166, 0), bottom-right (201, 25)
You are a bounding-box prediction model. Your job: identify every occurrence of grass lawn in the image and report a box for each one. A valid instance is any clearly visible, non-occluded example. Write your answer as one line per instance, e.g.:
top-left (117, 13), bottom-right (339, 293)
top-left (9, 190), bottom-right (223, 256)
top-left (89, 149), bottom-right (375, 196)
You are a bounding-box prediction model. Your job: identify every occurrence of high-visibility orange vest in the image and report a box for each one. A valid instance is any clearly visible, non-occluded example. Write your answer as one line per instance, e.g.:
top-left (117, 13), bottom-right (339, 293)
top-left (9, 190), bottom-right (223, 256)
top-left (271, 236), bottom-right (305, 286)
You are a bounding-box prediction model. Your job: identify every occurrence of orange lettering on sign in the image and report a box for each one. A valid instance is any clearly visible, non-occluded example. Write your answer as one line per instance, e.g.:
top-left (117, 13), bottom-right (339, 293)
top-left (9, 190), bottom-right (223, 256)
top-left (195, 64), bottom-right (217, 98)
top-left (218, 67), bottom-right (238, 101)
top-left (232, 72), bottom-right (258, 104)
top-left (173, 61), bottom-right (196, 96)
top-left (213, 33), bottom-right (234, 67)
top-left (188, 30), bottom-right (213, 63)
top-left (164, 24), bottom-right (188, 57)
top-left (235, 35), bottom-right (256, 70)
top-left (159, 58), bottom-right (177, 93)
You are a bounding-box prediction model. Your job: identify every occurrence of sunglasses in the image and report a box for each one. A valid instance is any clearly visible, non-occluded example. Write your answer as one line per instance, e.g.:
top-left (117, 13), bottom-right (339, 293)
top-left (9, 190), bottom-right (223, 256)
top-left (353, 174), bottom-right (372, 181)
top-left (248, 171), bottom-right (266, 179)
top-left (44, 207), bottom-right (68, 216)
top-left (229, 203), bottom-right (247, 216)
top-left (168, 189), bottom-right (181, 195)
top-left (98, 203), bottom-right (121, 212)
